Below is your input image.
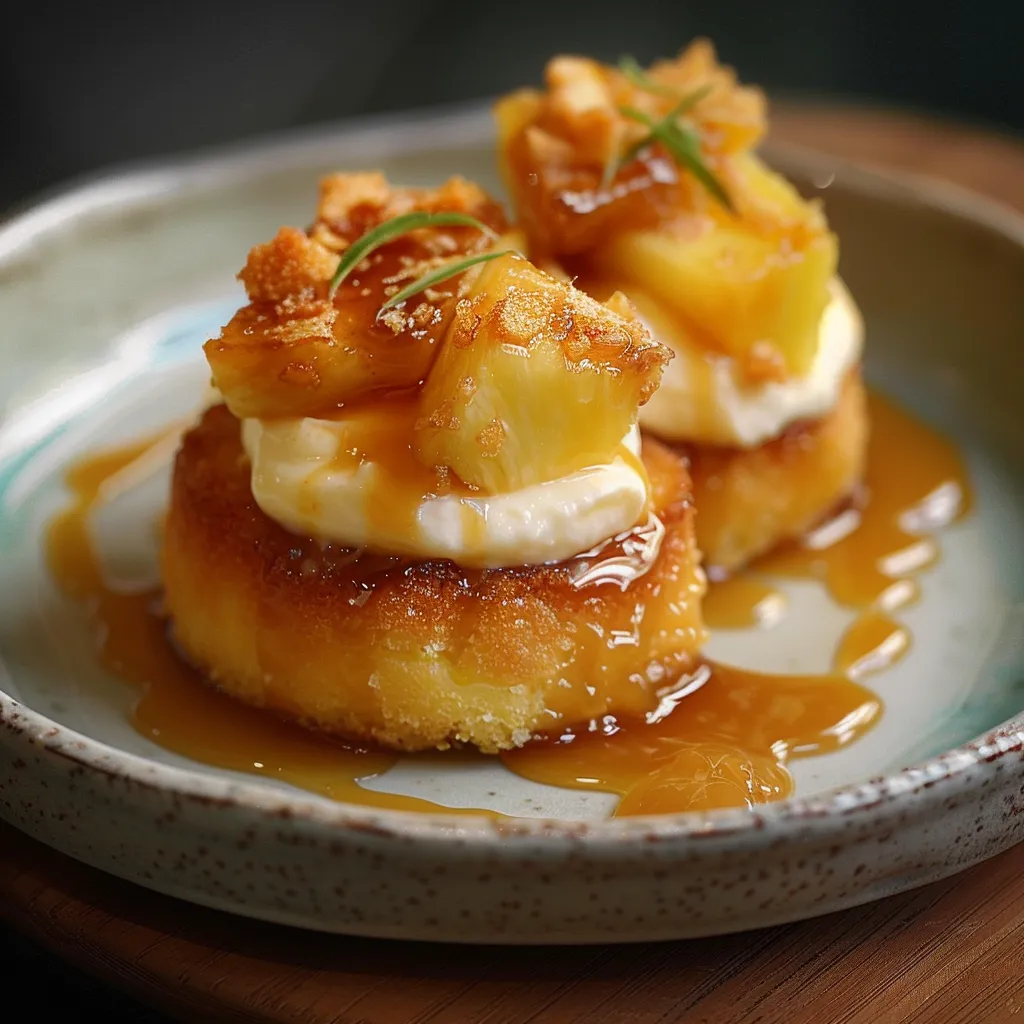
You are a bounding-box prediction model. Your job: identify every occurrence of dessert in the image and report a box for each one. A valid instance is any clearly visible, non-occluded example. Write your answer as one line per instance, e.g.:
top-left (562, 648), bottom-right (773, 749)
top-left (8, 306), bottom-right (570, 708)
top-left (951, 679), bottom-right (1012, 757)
top-left (41, 46), bottom-right (975, 817)
top-left (494, 41), bottom-right (868, 571)
top-left (162, 172), bottom-right (707, 753)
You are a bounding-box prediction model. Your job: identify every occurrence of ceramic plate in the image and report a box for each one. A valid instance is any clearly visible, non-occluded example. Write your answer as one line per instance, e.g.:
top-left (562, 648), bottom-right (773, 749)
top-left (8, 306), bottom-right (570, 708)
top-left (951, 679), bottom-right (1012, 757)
top-left (0, 106), bottom-right (1022, 943)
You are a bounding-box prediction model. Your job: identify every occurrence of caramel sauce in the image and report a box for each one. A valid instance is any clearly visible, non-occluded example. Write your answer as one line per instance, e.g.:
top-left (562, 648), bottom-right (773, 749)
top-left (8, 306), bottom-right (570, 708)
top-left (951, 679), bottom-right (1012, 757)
top-left (501, 392), bottom-right (971, 813)
top-left (506, 129), bottom-right (681, 259)
top-left (758, 392), bottom-right (972, 610)
top-left (502, 663), bottom-right (880, 814)
top-left (43, 388), bottom-right (970, 818)
top-left (567, 514), bottom-right (664, 590)
top-left (45, 437), bottom-right (484, 815)
top-left (833, 611), bottom-right (911, 681)
top-left (295, 399), bottom-right (652, 577)
top-left (316, 392), bottom-right (479, 550)
top-left (703, 578), bottom-right (787, 630)
top-left (317, 214), bottom-right (505, 377)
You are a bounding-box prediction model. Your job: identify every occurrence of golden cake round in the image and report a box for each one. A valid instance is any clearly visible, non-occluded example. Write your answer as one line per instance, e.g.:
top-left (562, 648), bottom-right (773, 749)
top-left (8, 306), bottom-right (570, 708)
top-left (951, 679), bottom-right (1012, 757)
top-left (684, 370), bottom-right (868, 573)
top-left (161, 405), bottom-right (706, 753)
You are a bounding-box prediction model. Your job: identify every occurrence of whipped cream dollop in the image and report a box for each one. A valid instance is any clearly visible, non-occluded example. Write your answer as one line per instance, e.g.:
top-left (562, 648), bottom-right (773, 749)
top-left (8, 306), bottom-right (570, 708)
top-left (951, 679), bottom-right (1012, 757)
top-left (241, 418), bottom-right (648, 568)
top-left (638, 278), bottom-right (864, 448)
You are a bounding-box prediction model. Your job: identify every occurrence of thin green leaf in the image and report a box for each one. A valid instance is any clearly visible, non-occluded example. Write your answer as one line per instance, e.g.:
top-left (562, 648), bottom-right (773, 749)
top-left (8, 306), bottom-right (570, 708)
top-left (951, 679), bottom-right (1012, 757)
top-left (619, 104), bottom-right (657, 129)
top-left (621, 87), bottom-right (710, 129)
top-left (655, 121), bottom-right (734, 211)
top-left (601, 86), bottom-right (712, 190)
top-left (600, 147), bottom-right (621, 190)
top-left (668, 83), bottom-right (713, 117)
top-left (617, 55), bottom-right (679, 98)
top-left (619, 100), bottom-right (733, 211)
top-left (327, 211), bottom-right (498, 299)
top-left (377, 250), bottom-right (513, 314)
top-left (618, 54), bottom-right (713, 113)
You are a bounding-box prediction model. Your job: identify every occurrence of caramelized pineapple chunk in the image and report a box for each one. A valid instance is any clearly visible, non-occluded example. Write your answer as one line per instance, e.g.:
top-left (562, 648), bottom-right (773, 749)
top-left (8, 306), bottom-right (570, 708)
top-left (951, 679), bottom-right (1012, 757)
top-left (204, 174), bottom-right (507, 419)
top-left (414, 253), bottom-right (669, 493)
top-left (495, 44), bottom-right (837, 376)
top-left (494, 40), bottom-right (766, 258)
top-left (591, 157), bottom-right (837, 375)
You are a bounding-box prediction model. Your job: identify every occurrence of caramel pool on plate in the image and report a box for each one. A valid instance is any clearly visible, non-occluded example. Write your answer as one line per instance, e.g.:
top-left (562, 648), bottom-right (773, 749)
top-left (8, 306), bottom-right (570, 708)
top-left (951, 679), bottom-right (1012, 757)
top-left (757, 392), bottom-right (971, 610)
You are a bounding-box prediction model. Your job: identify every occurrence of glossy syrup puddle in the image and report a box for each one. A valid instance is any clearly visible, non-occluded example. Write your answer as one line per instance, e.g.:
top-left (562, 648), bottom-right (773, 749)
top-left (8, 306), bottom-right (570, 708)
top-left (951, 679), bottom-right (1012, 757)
top-left (44, 437), bottom-right (482, 816)
top-left (502, 392), bottom-right (971, 812)
top-left (757, 393), bottom-right (972, 610)
top-left (45, 391), bottom-right (969, 817)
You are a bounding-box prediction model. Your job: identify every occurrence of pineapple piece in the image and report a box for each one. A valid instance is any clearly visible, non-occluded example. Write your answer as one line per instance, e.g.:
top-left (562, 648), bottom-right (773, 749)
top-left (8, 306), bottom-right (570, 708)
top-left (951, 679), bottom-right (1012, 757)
top-left (205, 228), bottom-right (447, 419)
top-left (590, 155), bottom-right (837, 376)
top-left (493, 42), bottom-right (768, 259)
top-left (205, 176), bottom-right (507, 420)
top-left (494, 89), bottom-right (544, 195)
top-left (414, 253), bottom-right (669, 493)
top-left (494, 45), bottom-right (836, 376)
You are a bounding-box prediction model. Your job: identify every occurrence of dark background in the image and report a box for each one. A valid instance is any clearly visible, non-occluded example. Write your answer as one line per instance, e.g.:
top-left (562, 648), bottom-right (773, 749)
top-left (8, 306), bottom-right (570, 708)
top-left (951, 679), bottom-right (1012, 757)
top-left (1, 0), bottom-right (1020, 213)
top-left (0, 1), bottom-right (1019, 1019)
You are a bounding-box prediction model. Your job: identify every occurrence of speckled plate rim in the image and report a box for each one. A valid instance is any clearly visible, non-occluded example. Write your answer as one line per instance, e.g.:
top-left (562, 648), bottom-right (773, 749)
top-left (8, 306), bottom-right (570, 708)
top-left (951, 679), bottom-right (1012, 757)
top-left (2, 102), bottom-right (1023, 850)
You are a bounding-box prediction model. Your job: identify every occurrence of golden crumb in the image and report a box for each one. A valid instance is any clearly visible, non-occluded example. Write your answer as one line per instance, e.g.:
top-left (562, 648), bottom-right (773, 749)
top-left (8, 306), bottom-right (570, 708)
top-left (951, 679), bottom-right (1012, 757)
top-left (314, 173), bottom-right (506, 252)
top-left (238, 227), bottom-right (338, 303)
top-left (316, 171), bottom-right (392, 225)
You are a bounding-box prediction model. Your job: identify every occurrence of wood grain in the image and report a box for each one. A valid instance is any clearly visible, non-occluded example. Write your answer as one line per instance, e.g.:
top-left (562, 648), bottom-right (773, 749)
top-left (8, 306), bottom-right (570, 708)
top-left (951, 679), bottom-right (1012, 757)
top-left (2, 103), bottom-right (1023, 1023)
top-left (3, 817), bottom-right (1024, 1023)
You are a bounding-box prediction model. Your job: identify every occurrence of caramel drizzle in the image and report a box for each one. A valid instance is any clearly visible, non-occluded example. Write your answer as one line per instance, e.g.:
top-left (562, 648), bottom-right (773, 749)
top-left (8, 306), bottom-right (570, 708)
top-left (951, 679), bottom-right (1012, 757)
top-left (43, 389), bottom-right (970, 816)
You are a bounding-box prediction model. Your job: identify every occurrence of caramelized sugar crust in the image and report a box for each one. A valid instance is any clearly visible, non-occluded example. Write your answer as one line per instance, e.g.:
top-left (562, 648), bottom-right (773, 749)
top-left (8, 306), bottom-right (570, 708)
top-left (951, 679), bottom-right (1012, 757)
top-left (685, 370), bottom-right (868, 572)
top-left (204, 174), bottom-right (509, 420)
top-left (495, 40), bottom-right (780, 258)
top-left (162, 406), bottom-right (706, 753)
top-left (204, 169), bottom-right (669, 445)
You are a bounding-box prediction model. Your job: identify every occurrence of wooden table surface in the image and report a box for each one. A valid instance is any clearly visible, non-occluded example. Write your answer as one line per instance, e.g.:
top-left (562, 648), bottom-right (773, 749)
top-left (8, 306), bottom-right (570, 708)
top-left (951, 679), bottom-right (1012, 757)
top-left (2, 104), bottom-right (1023, 1024)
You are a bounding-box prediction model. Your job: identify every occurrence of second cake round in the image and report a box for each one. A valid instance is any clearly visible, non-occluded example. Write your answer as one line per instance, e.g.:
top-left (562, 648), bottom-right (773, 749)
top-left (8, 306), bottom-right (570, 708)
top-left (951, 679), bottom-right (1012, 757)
top-left (683, 370), bottom-right (868, 572)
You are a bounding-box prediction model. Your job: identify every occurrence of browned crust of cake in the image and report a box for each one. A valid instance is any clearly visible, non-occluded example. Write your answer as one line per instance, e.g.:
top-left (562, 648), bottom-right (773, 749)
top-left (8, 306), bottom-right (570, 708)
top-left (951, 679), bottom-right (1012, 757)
top-left (161, 406), bottom-right (706, 753)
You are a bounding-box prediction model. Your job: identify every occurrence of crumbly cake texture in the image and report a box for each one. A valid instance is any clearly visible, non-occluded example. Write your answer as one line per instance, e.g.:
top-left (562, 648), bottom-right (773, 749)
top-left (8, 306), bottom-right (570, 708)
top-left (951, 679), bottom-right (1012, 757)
top-left (162, 406), bottom-right (706, 753)
top-left (685, 370), bottom-right (868, 573)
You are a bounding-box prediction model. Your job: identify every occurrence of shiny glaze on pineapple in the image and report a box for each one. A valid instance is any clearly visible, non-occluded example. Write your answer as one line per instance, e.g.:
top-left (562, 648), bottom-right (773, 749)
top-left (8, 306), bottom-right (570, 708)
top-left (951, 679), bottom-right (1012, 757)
top-left (46, 391), bottom-right (969, 816)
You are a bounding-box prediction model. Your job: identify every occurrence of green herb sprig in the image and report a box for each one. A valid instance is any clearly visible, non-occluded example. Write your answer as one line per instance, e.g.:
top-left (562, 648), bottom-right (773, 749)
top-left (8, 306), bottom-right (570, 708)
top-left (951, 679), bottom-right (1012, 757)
top-left (378, 250), bottom-right (513, 314)
top-left (617, 55), bottom-right (681, 99)
top-left (601, 56), bottom-right (731, 210)
top-left (620, 102), bottom-right (733, 210)
top-left (327, 211), bottom-right (498, 299)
